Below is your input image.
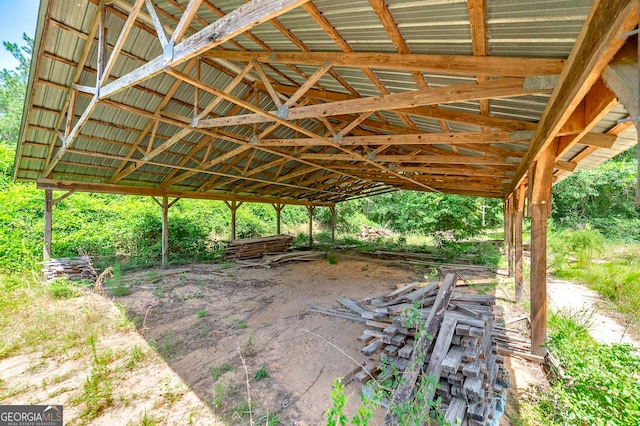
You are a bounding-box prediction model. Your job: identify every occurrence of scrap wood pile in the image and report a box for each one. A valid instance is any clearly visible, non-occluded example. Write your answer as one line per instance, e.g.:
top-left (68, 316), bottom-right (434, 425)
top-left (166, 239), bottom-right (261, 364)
top-left (42, 256), bottom-right (97, 283)
top-left (371, 250), bottom-right (496, 275)
top-left (225, 235), bottom-right (293, 260)
top-left (358, 225), bottom-right (393, 240)
top-left (234, 251), bottom-right (323, 269)
top-left (308, 274), bottom-right (511, 425)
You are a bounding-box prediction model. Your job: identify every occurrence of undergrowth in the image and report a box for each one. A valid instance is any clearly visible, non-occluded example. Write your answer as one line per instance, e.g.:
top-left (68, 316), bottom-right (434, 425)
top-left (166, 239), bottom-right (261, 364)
top-left (536, 310), bottom-right (640, 425)
top-left (549, 231), bottom-right (640, 334)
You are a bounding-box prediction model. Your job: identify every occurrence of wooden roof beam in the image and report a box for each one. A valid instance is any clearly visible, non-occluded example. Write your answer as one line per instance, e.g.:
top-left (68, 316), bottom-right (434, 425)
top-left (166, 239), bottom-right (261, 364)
top-left (98, 0), bottom-right (310, 100)
top-left (37, 178), bottom-right (333, 206)
top-left (205, 50), bottom-right (564, 78)
top-left (257, 131), bottom-right (530, 147)
top-left (298, 153), bottom-right (514, 166)
top-left (263, 83), bottom-right (538, 132)
top-left (198, 78), bottom-right (551, 129)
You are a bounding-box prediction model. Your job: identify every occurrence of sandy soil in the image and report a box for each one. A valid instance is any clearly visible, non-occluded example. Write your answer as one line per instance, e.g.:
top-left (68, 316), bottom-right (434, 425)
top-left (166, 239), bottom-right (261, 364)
top-left (0, 293), bottom-right (217, 425)
top-left (117, 253), bottom-right (420, 425)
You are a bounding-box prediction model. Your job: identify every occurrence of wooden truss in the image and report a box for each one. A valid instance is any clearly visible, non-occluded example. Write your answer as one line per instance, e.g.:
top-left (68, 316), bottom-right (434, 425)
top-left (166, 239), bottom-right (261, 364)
top-left (14, 0), bottom-right (636, 206)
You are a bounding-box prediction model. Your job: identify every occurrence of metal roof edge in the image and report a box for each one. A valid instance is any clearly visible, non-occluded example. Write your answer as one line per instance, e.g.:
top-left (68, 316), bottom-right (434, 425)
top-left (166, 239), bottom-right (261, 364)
top-left (13, 0), bottom-right (51, 181)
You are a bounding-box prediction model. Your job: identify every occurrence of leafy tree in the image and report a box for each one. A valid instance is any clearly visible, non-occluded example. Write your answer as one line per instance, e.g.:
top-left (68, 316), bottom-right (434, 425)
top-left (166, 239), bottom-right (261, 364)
top-left (552, 153), bottom-right (640, 241)
top-left (364, 191), bottom-right (501, 239)
top-left (0, 33), bottom-right (32, 145)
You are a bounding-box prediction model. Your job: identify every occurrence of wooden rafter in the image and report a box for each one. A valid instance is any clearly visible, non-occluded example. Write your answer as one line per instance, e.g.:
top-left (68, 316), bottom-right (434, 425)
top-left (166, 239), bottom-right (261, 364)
top-left (198, 78), bottom-right (550, 129)
top-left (205, 50), bottom-right (564, 78)
top-left (99, 0), bottom-right (310, 100)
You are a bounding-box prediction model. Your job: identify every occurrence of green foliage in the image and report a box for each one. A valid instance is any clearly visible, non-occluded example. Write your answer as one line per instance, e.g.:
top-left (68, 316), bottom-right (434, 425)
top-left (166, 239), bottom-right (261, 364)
top-left (550, 240), bottom-right (640, 331)
top-left (74, 334), bottom-right (115, 422)
top-left (47, 277), bottom-right (89, 299)
top-left (552, 156), bottom-right (640, 241)
top-left (0, 34), bottom-right (31, 145)
top-left (536, 311), bottom-right (640, 425)
top-left (364, 191), bottom-right (501, 239)
top-left (210, 362), bottom-right (234, 381)
top-left (548, 226), bottom-right (604, 268)
top-left (196, 309), bottom-right (208, 319)
top-left (326, 378), bottom-right (375, 426)
top-left (107, 263), bottom-right (130, 296)
top-left (253, 365), bottom-right (269, 381)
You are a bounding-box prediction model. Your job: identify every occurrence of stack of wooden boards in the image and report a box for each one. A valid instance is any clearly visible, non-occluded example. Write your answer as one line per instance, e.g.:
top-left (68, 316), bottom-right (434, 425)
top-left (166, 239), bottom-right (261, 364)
top-left (42, 256), bottom-right (97, 283)
top-left (309, 274), bottom-right (510, 425)
top-left (225, 235), bottom-right (293, 260)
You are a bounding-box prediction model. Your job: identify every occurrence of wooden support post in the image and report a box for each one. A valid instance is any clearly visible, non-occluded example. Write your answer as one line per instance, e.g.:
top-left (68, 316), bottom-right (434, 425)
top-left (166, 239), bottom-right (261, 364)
top-left (162, 195), bottom-right (169, 267)
top-left (152, 196), bottom-right (180, 267)
top-left (44, 189), bottom-right (53, 260)
top-left (528, 141), bottom-right (556, 356)
top-left (307, 206), bottom-right (315, 248)
top-left (330, 206), bottom-right (336, 246)
top-left (530, 202), bottom-right (548, 356)
top-left (507, 194), bottom-right (515, 277)
top-left (514, 186), bottom-right (525, 302)
top-left (226, 200), bottom-right (243, 240)
top-left (272, 203), bottom-right (284, 235)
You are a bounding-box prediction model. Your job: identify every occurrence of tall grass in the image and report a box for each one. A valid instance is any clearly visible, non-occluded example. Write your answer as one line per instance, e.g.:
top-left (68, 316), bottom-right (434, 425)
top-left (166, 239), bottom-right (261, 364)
top-left (549, 229), bottom-right (640, 334)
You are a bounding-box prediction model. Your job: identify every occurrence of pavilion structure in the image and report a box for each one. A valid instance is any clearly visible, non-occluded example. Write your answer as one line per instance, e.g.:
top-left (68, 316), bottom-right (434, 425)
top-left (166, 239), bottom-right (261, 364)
top-left (13, 0), bottom-right (640, 355)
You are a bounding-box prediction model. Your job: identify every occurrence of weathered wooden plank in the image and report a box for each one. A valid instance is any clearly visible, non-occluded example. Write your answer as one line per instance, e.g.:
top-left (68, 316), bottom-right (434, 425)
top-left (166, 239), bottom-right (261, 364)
top-left (441, 345), bottom-right (465, 374)
top-left (445, 397), bottom-right (467, 425)
top-left (361, 338), bottom-right (385, 357)
top-left (385, 273), bottom-right (457, 424)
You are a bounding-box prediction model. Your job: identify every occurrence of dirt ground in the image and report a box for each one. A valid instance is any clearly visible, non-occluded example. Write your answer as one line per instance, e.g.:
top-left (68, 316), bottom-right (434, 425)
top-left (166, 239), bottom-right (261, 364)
top-left (1, 252), bottom-right (552, 425)
top-left (118, 253), bottom-right (419, 424)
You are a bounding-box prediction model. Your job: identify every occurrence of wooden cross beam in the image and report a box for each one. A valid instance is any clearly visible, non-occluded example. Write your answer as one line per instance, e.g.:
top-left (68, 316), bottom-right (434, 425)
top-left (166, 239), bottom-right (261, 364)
top-left (204, 50), bottom-right (564, 78)
top-left (256, 131), bottom-right (531, 147)
top-left (98, 0), bottom-right (311, 100)
top-left (197, 78), bottom-right (552, 129)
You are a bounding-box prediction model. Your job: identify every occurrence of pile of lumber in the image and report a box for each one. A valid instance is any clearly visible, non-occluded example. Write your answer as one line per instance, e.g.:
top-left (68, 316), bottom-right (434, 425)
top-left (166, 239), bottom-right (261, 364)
top-left (234, 251), bottom-right (322, 269)
top-left (225, 235), bottom-right (293, 260)
top-left (358, 225), bottom-right (392, 240)
top-left (309, 274), bottom-right (510, 425)
top-left (42, 256), bottom-right (97, 283)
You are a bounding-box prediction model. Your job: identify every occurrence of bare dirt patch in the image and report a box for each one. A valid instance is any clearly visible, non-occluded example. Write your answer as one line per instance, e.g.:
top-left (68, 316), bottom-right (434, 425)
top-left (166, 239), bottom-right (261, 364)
top-left (117, 253), bottom-right (420, 424)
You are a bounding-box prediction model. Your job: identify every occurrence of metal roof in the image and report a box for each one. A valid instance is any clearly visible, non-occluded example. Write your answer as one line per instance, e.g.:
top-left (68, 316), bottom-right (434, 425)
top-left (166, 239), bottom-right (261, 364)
top-left (13, 0), bottom-right (638, 205)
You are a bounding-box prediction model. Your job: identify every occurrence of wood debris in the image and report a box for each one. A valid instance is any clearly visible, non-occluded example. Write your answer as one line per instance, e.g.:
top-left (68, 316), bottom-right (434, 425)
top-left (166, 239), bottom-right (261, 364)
top-left (235, 251), bottom-right (322, 269)
top-left (358, 225), bottom-right (392, 240)
top-left (42, 256), bottom-right (97, 283)
top-left (309, 273), bottom-right (510, 425)
top-left (225, 235), bottom-right (293, 260)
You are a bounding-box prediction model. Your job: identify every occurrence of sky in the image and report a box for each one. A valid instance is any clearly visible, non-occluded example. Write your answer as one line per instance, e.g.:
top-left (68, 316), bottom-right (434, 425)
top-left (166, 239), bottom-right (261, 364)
top-left (0, 0), bottom-right (40, 70)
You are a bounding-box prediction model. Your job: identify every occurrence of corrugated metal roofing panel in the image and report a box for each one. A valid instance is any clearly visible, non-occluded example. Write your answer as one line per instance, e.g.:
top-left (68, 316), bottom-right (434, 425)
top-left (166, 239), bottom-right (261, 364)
top-left (487, 0), bottom-right (592, 58)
